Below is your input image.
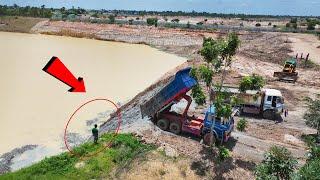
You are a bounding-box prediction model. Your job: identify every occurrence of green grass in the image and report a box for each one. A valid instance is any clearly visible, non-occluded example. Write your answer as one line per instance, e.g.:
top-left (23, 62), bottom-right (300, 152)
top-left (301, 59), bottom-right (320, 70)
top-left (0, 133), bottom-right (154, 180)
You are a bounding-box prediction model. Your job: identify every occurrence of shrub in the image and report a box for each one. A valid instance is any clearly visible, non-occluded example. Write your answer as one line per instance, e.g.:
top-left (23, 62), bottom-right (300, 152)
top-left (237, 118), bottom-right (248, 132)
top-left (307, 145), bottom-right (320, 161)
top-left (298, 158), bottom-right (320, 179)
top-left (255, 146), bottom-right (297, 180)
top-left (108, 15), bottom-right (115, 24)
top-left (218, 146), bottom-right (231, 161)
top-left (255, 23), bottom-right (261, 27)
top-left (197, 21), bottom-right (203, 26)
top-left (146, 17), bottom-right (158, 26)
top-left (286, 23), bottom-right (291, 28)
top-left (128, 19), bottom-right (133, 25)
top-left (171, 18), bottom-right (179, 23)
top-left (186, 21), bottom-right (191, 28)
top-left (304, 97), bottom-right (320, 136)
top-left (307, 21), bottom-right (315, 30)
top-left (292, 23), bottom-right (298, 29)
top-left (301, 134), bottom-right (317, 147)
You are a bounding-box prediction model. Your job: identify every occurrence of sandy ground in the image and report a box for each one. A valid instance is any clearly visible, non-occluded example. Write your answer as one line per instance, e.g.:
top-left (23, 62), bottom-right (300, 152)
top-left (288, 33), bottom-right (320, 64)
top-left (2, 20), bottom-right (320, 178)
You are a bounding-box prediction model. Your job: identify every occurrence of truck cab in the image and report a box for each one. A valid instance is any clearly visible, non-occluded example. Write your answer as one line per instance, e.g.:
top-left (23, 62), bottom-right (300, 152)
top-left (262, 89), bottom-right (285, 119)
top-left (202, 106), bottom-right (234, 145)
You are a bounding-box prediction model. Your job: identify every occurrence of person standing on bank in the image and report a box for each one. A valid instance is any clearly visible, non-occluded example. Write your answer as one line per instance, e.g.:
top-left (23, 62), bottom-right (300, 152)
top-left (92, 124), bottom-right (99, 144)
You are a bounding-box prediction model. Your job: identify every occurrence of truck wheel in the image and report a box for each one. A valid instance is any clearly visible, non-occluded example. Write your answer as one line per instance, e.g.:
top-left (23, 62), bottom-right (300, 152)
top-left (157, 119), bottom-right (169, 131)
top-left (203, 132), bottom-right (216, 146)
top-left (169, 122), bottom-right (181, 134)
top-left (263, 110), bottom-right (275, 120)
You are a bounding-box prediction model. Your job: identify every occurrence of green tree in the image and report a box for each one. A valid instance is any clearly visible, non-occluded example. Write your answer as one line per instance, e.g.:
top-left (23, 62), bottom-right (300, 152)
top-left (290, 18), bottom-right (297, 24)
top-left (108, 15), bottom-right (115, 24)
top-left (186, 21), bottom-right (191, 28)
top-left (255, 146), bottom-right (297, 180)
top-left (239, 74), bottom-right (265, 92)
top-left (307, 21), bottom-right (315, 30)
top-left (286, 23), bottom-right (291, 28)
top-left (197, 21), bottom-right (203, 26)
top-left (171, 18), bottom-right (180, 23)
top-left (128, 19), bottom-right (134, 25)
top-left (219, 32), bottom-right (240, 87)
top-left (191, 84), bottom-right (206, 105)
top-left (304, 97), bottom-right (320, 136)
top-left (292, 23), bottom-right (298, 29)
top-left (146, 18), bottom-right (158, 26)
top-left (91, 13), bottom-right (99, 18)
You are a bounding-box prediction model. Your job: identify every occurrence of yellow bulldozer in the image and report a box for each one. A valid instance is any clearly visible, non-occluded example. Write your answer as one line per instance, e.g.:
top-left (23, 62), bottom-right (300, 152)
top-left (273, 58), bottom-right (298, 82)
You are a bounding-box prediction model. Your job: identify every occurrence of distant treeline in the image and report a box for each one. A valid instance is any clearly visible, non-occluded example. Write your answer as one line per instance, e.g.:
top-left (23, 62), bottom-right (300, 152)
top-left (104, 10), bottom-right (319, 19)
top-left (1, 4), bottom-right (320, 19)
top-left (0, 4), bottom-right (52, 18)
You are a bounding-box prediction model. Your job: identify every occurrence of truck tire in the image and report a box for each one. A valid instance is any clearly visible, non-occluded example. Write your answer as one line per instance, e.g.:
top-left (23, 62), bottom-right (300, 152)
top-left (169, 122), bottom-right (181, 134)
top-left (203, 132), bottom-right (216, 146)
top-left (263, 110), bottom-right (275, 120)
top-left (157, 119), bottom-right (169, 131)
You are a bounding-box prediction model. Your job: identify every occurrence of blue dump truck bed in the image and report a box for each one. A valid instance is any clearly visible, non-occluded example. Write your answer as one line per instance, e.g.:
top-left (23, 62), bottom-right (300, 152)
top-left (140, 67), bottom-right (197, 118)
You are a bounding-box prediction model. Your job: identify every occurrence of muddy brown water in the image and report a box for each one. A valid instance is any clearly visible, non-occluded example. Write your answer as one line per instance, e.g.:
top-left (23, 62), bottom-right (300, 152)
top-left (0, 32), bottom-right (186, 158)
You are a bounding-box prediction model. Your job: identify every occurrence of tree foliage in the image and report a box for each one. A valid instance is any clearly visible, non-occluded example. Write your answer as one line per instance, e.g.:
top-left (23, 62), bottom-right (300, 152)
top-left (200, 37), bottom-right (221, 66)
top-left (198, 65), bottom-right (214, 87)
top-left (0, 4), bottom-right (53, 18)
top-left (304, 97), bottom-right (320, 135)
top-left (108, 15), bottom-right (115, 24)
top-left (197, 33), bottom-right (240, 118)
top-left (214, 90), bottom-right (233, 119)
top-left (191, 84), bottom-right (206, 105)
top-left (239, 74), bottom-right (265, 92)
top-left (146, 17), bottom-right (158, 26)
top-left (171, 18), bottom-right (180, 23)
top-left (255, 146), bottom-right (297, 180)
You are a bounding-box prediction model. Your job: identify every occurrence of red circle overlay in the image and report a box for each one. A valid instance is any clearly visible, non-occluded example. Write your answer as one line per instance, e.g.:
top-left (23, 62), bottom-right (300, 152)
top-left (64, 98), bottom-right (122, 158)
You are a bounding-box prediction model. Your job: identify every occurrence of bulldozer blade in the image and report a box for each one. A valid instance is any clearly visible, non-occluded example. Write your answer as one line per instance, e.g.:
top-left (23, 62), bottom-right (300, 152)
top-left (273, 72), bottom-right (298, 83)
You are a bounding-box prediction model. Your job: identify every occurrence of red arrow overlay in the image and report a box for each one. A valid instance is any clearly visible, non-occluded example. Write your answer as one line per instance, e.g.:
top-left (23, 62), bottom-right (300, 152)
top-left (43, 56), bottom-right (86, 93)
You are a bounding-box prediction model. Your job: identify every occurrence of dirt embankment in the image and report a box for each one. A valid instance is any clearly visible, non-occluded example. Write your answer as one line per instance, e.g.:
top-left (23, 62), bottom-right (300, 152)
top-left (0, 16), bottom-right (46, 33)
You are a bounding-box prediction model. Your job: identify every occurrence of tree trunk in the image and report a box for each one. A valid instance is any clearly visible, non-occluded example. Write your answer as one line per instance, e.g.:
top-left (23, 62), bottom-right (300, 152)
top-left (219, 58), bottom-right (228, 91)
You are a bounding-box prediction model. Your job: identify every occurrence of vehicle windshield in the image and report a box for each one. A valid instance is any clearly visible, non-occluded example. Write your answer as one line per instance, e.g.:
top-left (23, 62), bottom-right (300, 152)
top-left (276, 96), bottom-right (284, 104)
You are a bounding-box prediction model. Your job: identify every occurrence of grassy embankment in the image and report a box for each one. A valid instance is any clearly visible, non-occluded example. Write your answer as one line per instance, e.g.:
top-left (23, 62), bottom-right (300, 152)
top-left (0, 16), bottom-right (45, 33)
top-left (0, 134), bottom-right (154, 180)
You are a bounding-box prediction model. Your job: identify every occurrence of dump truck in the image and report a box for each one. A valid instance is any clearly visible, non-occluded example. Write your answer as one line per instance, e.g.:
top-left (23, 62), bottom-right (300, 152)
top-left (212, 86), bottom-right (285, 120)
top-left (140, 67), bottom-right (235, 145)
top-left (274, 58), bottom-right (298, 82)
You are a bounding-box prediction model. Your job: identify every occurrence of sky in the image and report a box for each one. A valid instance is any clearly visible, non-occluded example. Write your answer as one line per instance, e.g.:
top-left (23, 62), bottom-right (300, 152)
top-left (1, 0), bottom-right (320, 16)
